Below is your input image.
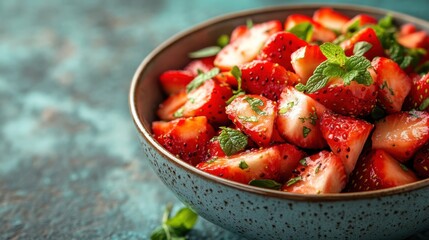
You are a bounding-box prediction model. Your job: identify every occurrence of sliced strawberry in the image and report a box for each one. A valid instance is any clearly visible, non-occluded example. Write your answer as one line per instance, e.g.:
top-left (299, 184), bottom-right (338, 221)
top-left (159, 70), bottom-right (195, 95)
top-left (206, 138), bottom-right (226, 160)
top-left (400, 23), bottom-right (417, 36)
top-left (398, 31), bottom-right (429, 49)
top-left (284, 14), bottom-right (337, 42)
top-left (226, 94), bottom-right (276, 147)
top-left (371, 57), bottom-right (412, 113)
top-left (291, 45), bottom-right (327, 84)
top-left (152, 116), bottom-right (215, 166)
top-left (240, 60), bottom-right (301, 101)
top-left (276, 86), bottom-right (327, 149)
top-left (372, 110), bottom-right (429, 162)
top-left (257, 32), bottom-right (308, 72)
top-left (413, 144), bottom-right (429, 178)
top-left (157, 91), bottom-right (188, 121)
top-left (230, 25), bottom-right (248, 42)
top-left (181, 79), bottom-right (232, 125)
top-left (313, 7), bottom-right (350, 32)
top-left (341, 14), bottom-right (377, 34)
top-left (404, 73), bottom-right (429, 110)
top-left (214, 20), bottom-right (282, 70)
top-left (320, 111), bottom-right (373, 175)
top-left (184, 57), bottom-right (215, 75)
top-left (213, 71), bottom-right (238, 88)
top-left (341, 27), bottom-right (385, 60)
top-left (197, 143), bottom-right (306, 184)
top-left (282, 151), bottom-right (347, 194)
top-left (308, 75), bottom-right (378, 117)
top-left (346, 150), bottom-right (418, 192)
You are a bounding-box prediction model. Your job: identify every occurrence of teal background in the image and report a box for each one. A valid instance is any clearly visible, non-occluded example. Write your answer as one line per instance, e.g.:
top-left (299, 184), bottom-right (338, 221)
top-left (0, 0), bottom-right (428, 239)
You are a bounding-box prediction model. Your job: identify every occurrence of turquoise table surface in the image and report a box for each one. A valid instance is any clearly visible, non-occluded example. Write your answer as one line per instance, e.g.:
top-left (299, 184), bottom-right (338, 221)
top-left (1, 0), bottom-right (429, 239)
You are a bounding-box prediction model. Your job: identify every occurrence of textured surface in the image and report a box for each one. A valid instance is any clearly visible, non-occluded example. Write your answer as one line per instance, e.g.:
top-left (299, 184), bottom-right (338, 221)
top-left (0, 0), bottom-right (428, 239)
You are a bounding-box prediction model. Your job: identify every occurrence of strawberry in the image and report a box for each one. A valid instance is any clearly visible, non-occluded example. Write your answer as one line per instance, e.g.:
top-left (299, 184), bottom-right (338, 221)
top-left (341, 27), bottom-right (385, 60)
top-left (181, 79), bottom-right (232, 125)
top-left (290, 45), bottom-right (327, 84)
top-left (213, 71), bottom-right (238, 88)
top-left (308, 76), bottom-right (378, 117)
top-left (400, 23), bottom-right (417, 36)
top-left (341, 14), bottom-right (377, 34)
top-left (230, 25), bottom-right (248, 42)
top-left (184, 57), bottom-right (215, 75)
top-left (372, 110), bottom-right (429, 162)
top-left (284, 14), bottom-right (337, 42)
top-left (196, 143), bottom-right (306, 184)
top-left (226, 94), bottom-right (276, 147)
top-left (397, 31), bottom-right (429, 49)
top-left (413, 144), bottom-right (429, 179)
top-left (276, 86), bottom-right (327, 149)
top-left (346, 149), bottom-right (418, 192)
top-left (282, 151), bottom-right (347, 194)
top-left (403, 73), bottom-right (429, 111)
top-left (313, 7), bottom-right (350, 32)
top-left (159, 70), bottom-right (195, 95)
top-left (157, 91), bottom-right (188, 121)
top-left (206, 138), bottom-right (226, 160)
top-left (240, 60), bottom-right (301, 101)
top-left (152, 116), bottom-right (215, 166)
top-left (257, 32), bottom-right (308, 72)
top-left (371, 57), bottom-right (412, 113)
top-left (320, 111), bottom-right (373, 175)
top-left (214, 20), bottom-right (282, 70)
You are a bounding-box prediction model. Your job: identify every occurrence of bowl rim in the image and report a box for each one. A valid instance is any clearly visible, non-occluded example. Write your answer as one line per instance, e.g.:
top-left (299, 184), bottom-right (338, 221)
top-left (130, 3), bottom-right (429, 202)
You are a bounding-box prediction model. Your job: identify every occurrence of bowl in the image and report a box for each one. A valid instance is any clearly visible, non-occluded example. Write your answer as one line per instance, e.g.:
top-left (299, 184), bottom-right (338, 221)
top-left (130, 4), bottom-right (429, 240)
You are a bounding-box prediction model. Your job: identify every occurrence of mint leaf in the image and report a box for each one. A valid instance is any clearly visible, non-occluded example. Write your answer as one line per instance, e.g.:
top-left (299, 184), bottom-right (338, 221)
top-left (296, 61), bottom-right (330, 93)
top-left (239, 160), bottom-right (249, 170)
top-left (238, 115), bottom-right (258, 122)
top-left (227, 66), bottom-right (245, 104)
top-left (322, 63), bottom-right (345, 77)
top-left (218, 127), bottom-right (248, 156)
top-left (342, 70), bottom-right (360, 85)
top-left (246, 18), bottom-right (253, 29)
top-left (244, 96), bottom-right (267, 115)
top-left (345, 19), bottom-right (361, 34)
top-left (378, 14), bottom-right (393, 29)
top-left (299, 159), bottom-right (307, 166)
top-left (287, 22), bottom-right (313, 42)
top-left (345, 56), bottom-right (372, 85)
top-left (419, 97), bottom-right (429, 110)
top-left (186, 67), bottom-right (220, 93)
top-left (151, 204), bottom-right (198, 240)
top-left (320, 43), bottom-right (347, 66)
top-left (303, 126), bottom-right (311, 138)
top-left (188, 46), bottom-right (221, 59)
top-left (353, 41), bottom-right (372, 56)
top-left (249, 179), bottom-right (282, 190)
top-left (286, 176), bottom-right (302, 187)
top-left (217, 34), bottom-right (230, 47)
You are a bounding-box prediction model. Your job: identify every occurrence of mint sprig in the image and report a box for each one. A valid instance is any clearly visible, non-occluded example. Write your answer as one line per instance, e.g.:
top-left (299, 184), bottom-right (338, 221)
top-left (186, 67), bottom-right (220, 93)
top-left (295, 42), bottom-right (373, 93)
top-left (226, 66), bottom-right (245, 104)
top-left (217, 127), bottom-right (248, 156)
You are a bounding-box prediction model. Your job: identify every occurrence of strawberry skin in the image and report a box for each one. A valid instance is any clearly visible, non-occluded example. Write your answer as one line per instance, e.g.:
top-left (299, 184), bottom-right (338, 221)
top-left (313, 7), bottom-right (350, 32)
top-left (320, 111), bottom-right (373, 175)
top-left (372, 111), bottom-right (429, 162)
top-left (284, 14), bottom-right (337, 42)
top-left (258, 32), bottom-right (308, 72)
top-left (226, 94), bottom-right (276, 147)
top-left (276, 86), bottom-right (327, 149)
top-left (184, 57), bottom-right (215, 75)
top-left (341, 27), bottom-right (385, 60)
top-left (152, 116), bottom-right (215, 166)
top-left (159, 70), bottom-right (195, 95)
top-left (181, 79), bottom-right (232, 125)
top-left (413, 144), bottom-right (429, 179)
top-left (346, 150), bottom-right (418, 192)
top-left (282, 151), bottom-right (347, 194)
top-left (240, 60), bottom-right (301, 101)
top-left (291, 45), bottom-right (327, 84)
top-left (197, 143), bottom-right (306, 184)
top-left (214, 20), bottom-right (282, 70)
top-left (372, 57), bottom-right (412, 113)
top-left (157, 91), bottom-right (188, 121)
top-left (404, 73), bottom-right (429, 111)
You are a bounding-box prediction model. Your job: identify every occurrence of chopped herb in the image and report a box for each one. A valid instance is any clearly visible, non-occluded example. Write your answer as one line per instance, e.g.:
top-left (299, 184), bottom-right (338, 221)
top-left (227, 66), bottom-right (246, 104)
top-left (206, 157), bottom-right (218, 164)
top-left (399, 163), bottom-right (409, 171)
top-left (315, 163), bottom-right (322, 174)
top-left (246, 18), bottom-right (253, 29)
top-left (298, 112), bottom-right (318, 125)
top-left (173, 108), bottom-right (184, 118)
top-left (370, 105), bottom-right (386, 120)
top-left (239, 160), bottom-right (249, 170)
top-left (353, 41), bottom-right (372, 57)
top-left (409, 110), bottom-right (421, 118)
top-left (286, 176), bottom-right (302, 187)
top-left (279, 101), bottom-right (296, 114)
top-left (186, 67), bottom-right (220, 93)
top-left (303, 126), bottom-right (311, 138)
top-left (345, 19), bottom-right (361, 34)
top-left (188, 46), bottom-right (222, 58)
top-left (217, 34), bottom-right (230, 48)
top-left (287, 21), bottom-right (313, 42)
top-left (299, 159), bottom-right (307, 166)
top-left (419, 97), bottom-right (429, 111)
top-left (244, 97), bottom-right (267, 115)
top-left (249, 179), bottom-right (282, 190)
top-left (217, 127), bottom-right (248, 156)
top-left (238, 115), bottom-right (259, 122)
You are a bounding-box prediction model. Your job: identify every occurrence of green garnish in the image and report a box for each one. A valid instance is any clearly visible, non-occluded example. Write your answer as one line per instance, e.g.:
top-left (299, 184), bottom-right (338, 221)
top-left (419, 97), bottom-right (429, 111)
top-left (246, 18), bottom-right (253, 29)
top-left (299, 159), bottom-right (307, 166)
top-left (239, 160), bottom-right (249, 170)
top-left (217, 34), bottom-right (230, 48)
top-left (287, 22), bottom-right (313, 42)
top-left (244, 96), bottom-right (267, 115)
top-left (279, 101), bottom-right (296, 114)
top-left (315, 163), bottom-right (322, 174)
top-left (286, 176), bottom-right (302, 187)
top-left (399, 163), bottom-right (409, 172)
top-left (227, 66), bottom-right (246, 104)
top-left (186, 67), bottom-right (220, 93)
top-left (218, 127), bottom-right (248, 156)
top-left (303, 126), bottom-right (311, 138)
top-left (238, 115), bottom-right (259, 122)
top-left (173, 108), bottom-right (184, 118)
top-left (249, 179), bottom-right (282, 190)
top-left (353, 41), bottom-right (372, 57)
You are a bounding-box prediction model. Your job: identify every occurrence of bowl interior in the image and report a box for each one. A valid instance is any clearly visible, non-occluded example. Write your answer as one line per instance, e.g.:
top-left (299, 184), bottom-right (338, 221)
top-left (130, 4), bottom-right (429, 200)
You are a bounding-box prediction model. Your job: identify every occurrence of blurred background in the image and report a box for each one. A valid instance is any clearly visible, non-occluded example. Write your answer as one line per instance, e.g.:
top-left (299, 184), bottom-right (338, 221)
top-left (1, 0), bottom-right (428, 239)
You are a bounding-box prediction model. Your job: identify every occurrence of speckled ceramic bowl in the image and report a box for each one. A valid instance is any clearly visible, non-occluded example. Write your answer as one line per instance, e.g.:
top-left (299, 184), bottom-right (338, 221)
top-left (130, 4), bottom-right (429, 240)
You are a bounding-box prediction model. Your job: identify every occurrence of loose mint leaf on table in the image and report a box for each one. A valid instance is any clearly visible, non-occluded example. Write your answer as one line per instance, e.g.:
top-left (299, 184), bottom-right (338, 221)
top-left (287, 22), bottom-right (313, 42)
top-left (249, 179), bottom-right (282, 190)
top-left (218, 127), bottom-right (248, 156)
top-left (186, 67), bottom-right (220, 93)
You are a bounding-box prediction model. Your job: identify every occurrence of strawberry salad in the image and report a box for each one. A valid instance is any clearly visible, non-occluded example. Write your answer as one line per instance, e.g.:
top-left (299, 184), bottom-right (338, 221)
top-left (151, 8), bottom-right (429, 194)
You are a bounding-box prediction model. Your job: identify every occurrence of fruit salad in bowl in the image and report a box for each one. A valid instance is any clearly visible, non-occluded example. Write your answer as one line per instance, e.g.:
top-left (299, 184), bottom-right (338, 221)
top-left (130, 4), bottom-right (429, 239)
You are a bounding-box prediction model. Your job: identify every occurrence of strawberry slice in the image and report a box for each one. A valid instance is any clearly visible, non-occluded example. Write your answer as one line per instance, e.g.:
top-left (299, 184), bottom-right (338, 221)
top-left (226, 94), bottom-right (276, 147)
top-left (197, 143), bottom-right (306, 184)
top-left (400, 23), bottom-right (417, 36)
top-left (341, 27), bottom-right (385, 60)
top-left (413, 144), bottom-right (429, 179)
top-left (157, 91), bottom-right (188, 121)
top-left (313, 7), bottom-right (350, 32)
top-left (320, 111), bottom-right (373, 175)
top-left (282, 151), bottom-right (347, 194)
top-left (159, 70), bottom-right (195, 95)
top-left (284, 14), bottom-right (337, 42)
top-left (308, 76), bottom-right (378, 117)
top-left (240, 60), bottom-right (301, 101)
top-left (346, 150), bottom-right (418, 192)
top-left (404, 73), bottom-right (429, 111)
top-left (230, 25), bottom-right (248, 42)
top-left (213, 71), bottom-right (238, 88)
top-left (257, 32), bottom-right (308, 72)
top-left (214, 20), bottom-right (282, 70)
top-left (372, 110), bottom-right (429, 162)
top-left (184, 57), bottom-right (215, 75)
top-left (181, 79), bottom-right (232, 125)
top-left (341, 14), bottom-right (377, 34)
top-left (206, 138), bottom-right (226, 160)
top-left (291, 45), bottom-right (327, 84)
top-left (152, 116), bottom-right (215, 166)
top-left (398, 31), bottom-right (429, 49)
top-left (276, 86), bottom-right (327, 149)
top-left (371, 57), bottom-right (412, 113)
